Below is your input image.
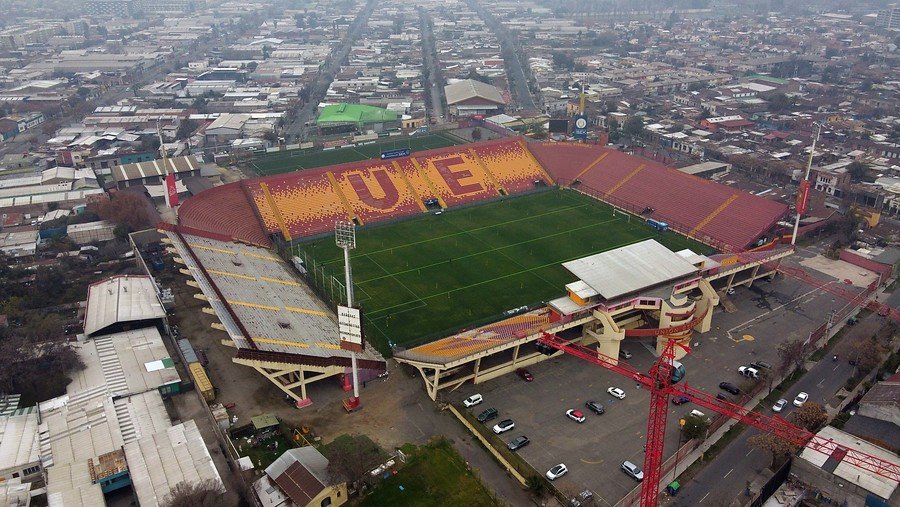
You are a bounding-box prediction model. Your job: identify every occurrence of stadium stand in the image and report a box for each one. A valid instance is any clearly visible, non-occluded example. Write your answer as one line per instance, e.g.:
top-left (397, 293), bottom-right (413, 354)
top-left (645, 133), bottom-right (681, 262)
top-left (177, 182), bottom-right (271, 247)
top-left (396, 310), bottom-right (551, 365)
top-left (529, 143), bottom-right (788, 251)
top-left (472, 139), bottom-right (552, 193)
top-left (240, 138), bottom-right (549, 239)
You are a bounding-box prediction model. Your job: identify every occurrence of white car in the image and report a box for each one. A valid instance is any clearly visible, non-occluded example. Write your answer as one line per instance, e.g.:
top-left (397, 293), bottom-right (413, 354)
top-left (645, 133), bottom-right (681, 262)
top-left (607, 387), bottom-right (626, 400)
top-left (793, 392), bottom-right (809, 407)
top-left (546, 463), bottom-right (568, 480)
top-left (772, 399), bottom-right (787, 413)
top-left (463, 394), bottom-right (483, 408)
top-left (738, 366), bottom-right (759, 378)
top-left (565, 409), bottom-right (586, 423)
top-left (492, 419), bottom-right (515, 434)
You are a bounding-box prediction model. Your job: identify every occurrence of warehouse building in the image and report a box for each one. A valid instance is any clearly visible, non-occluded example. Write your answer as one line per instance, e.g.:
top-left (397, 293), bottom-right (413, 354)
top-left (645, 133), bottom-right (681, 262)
top-left (444, 79), bottom-right (506, 119)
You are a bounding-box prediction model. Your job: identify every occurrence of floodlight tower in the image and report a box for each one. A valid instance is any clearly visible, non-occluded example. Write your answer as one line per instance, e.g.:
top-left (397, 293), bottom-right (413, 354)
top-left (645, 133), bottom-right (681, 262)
top-left (335, 221), bottom-right (361, 409)
top-left (791, 122), bottom-right (822, 245)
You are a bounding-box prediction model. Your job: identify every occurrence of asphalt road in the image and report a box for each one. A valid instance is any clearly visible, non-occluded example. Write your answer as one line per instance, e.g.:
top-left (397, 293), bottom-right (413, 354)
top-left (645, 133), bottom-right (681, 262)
top-left (419, 9), bottom-right (446, 122)
top-left (670, 309), bottom-right (883, 506)
top-left (284, 0), bottom-right (378, 142)
top-left (464, 0), bottom-right (537, 112)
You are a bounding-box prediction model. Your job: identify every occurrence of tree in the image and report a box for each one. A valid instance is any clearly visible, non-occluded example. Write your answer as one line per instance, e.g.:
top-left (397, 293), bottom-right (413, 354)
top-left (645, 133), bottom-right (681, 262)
top-left (748, 432), bottom-right (797, 468)
top-left (89, 192), bottom-right (155, 233)
top-left (163, 479), bottom-right (225, 507)
top-left (777, 339), bottom-right (807, 375)
top-left (471, 127), bottom-right (482, 141)
top-left (790, 403), bottom-right (827, 432)
top-left (681, 414), bottom-right (710, 440)
top-left (846, 161), bottom-right (870, 183)
top-left (176, 119), bottom-right (198, 140)
top-left (623, 116), bottom-right (644, 137)
top-left (525, 475), bottom-right (548, 498)
top-left (767, 93), bottom-right (794, 112)
top-left (850, 337), bottom-right (888, 375)
top-left (325, 437), bottom-right (384, 489)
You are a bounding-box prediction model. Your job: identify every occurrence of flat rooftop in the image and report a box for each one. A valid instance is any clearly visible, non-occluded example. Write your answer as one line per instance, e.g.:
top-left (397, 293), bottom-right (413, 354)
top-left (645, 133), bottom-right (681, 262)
top-left (562, 239), bottom-right (699, 301)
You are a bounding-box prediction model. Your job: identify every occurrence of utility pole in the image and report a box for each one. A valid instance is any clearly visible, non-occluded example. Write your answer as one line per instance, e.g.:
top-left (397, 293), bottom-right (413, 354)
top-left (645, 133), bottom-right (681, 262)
top-left (791, 122), bottom-right (822, 245)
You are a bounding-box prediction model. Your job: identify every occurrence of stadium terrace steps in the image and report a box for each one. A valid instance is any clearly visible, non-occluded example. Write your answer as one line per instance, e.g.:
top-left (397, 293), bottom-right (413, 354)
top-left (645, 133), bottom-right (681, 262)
top-left (241, 138), bottom-right (549, 239)
top-left (177, 182), bottom-right (271, 247)
top-left (529, 142), bottom-right (789, 250)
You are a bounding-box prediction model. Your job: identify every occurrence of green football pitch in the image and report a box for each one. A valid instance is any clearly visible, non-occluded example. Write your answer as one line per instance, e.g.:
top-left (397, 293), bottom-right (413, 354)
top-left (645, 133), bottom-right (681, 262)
top-left (252, 133), bottom-right (462, 175)
top-left (296, 189), bottom-right (709, 354)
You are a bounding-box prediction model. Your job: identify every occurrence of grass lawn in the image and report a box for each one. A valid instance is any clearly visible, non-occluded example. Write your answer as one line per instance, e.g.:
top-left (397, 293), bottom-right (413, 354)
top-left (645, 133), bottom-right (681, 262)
top-left (296, 189), bottom-right (710, 353)
top-left (361, 438), bottom-right (499, 507)
top-left (251, 133), bottom-right (462, 175)
top-left (235, 433), bottom-right (298, 471)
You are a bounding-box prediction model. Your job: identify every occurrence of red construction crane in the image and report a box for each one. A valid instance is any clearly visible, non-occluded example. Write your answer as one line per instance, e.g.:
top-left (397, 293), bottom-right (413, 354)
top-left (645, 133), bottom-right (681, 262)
top-left (537, 332), bottom-right (900, 507)
top-left (776, 265), bottom-right (898, 321)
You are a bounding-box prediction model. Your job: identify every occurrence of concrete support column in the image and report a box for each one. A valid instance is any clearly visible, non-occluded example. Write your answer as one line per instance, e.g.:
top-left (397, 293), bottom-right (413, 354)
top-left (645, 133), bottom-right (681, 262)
top-left (747, 265), bottom-right (760, 287)
top-left (473, 357), bottom-right (482, 383)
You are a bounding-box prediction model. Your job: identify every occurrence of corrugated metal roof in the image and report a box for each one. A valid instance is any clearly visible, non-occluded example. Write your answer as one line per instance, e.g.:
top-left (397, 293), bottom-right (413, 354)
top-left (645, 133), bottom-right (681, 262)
top-left (83, 276), bottom-right (166, 337)
top-left (0, 411), bottom-right (41, 472)
top-left (562, 239), bottom-right (698, 300)
top-left (46, 461), bottom-right (104, 507)
top-left (124, 420), bottom-right (223, 506)
top-left (444, 79), bottom-right (505, 106)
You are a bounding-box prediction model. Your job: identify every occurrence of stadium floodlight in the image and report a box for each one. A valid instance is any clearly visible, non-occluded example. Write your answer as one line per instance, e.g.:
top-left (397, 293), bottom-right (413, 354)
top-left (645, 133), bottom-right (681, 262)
top-left (791, 122), bottom-right (821, 246)
top-left (335, 221), bottom-right (356, 251)
top-left (335, 221), bottom-right (361, 408)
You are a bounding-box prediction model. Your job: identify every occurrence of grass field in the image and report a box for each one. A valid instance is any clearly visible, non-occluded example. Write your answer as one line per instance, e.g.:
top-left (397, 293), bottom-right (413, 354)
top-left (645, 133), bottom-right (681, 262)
top-left (298, 189), bottom-right (709, 353)
top-left (251, 132), bottom-right (462, 175)
top-left (361, 438), bottom-right (499, 507)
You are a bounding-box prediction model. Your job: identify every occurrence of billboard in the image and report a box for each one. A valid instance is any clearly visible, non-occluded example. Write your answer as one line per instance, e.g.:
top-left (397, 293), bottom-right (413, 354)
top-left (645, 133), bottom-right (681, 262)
top-left (573, 115), bottom-right (589, 139)
top-left (338, 305), bottom-right (364, 352)
top-left (548, 119), bottom-right (569, 134)
top-left (380, 148), bottom-right (411, 160)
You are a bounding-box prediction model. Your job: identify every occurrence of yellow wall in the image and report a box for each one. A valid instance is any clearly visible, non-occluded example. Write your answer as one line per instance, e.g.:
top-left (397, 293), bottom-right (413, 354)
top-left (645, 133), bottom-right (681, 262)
top-left (305, 483), bottom-right (347, 507)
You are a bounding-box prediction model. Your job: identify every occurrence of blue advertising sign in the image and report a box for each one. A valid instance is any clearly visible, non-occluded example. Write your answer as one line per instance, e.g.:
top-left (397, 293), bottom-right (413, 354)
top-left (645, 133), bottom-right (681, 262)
top-left (573, 115), bottom-right (589, 140)
top-left (380, 148), bottom-right (411, 160)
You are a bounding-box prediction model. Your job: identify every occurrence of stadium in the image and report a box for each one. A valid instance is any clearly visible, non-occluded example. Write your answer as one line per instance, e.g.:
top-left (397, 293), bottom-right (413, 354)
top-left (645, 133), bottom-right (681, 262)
top-left (163, 136), bottom-right (793, 404)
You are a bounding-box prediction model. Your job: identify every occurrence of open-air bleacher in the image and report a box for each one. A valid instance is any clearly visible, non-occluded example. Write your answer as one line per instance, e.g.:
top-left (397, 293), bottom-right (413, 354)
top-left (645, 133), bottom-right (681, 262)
top-left (530, 143), bottom-right (788, 251)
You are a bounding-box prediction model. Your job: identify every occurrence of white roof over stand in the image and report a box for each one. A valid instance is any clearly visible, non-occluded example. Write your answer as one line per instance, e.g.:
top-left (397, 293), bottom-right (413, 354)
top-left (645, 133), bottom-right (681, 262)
top-left (84, 276), bottom-right (166, 337)
top-left (562, 239), bottom-right (698, 300)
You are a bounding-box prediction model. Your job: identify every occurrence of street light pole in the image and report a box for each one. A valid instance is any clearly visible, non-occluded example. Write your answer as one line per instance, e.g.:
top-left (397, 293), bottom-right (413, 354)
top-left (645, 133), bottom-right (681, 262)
top-left (791, 122), bottom-right (822, 245)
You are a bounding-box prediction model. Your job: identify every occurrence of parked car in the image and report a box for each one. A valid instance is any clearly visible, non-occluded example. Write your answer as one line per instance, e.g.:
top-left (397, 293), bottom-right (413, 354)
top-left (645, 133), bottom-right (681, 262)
top-left (738, 366), bottom-right (759, 378)
top-left (463, 394), bottom-right (483, 407)
top-left (507, 435), bottom-right (530, 451)
top-left (619, 349), bottom-right (633, 359)
top-left (772, 399), bottom-right (787, 413)
top-left (566, 409), bottom-right (586, 423)
top-left (585, 400), bottom-right (605, 415)
top-left (751, 361), bottom-right (772, 370)
top-left (492, 419), bottom-right (515, 434)
top-left (726, 287), bottom-right (736, 295)
top-left (622, 460), bottom-right (644, 481)
top-left (719, 382), bottom-right (740, 395)
top-left (672, 395), bottom-right (690, 405)
top-left (607, 387), bottom-right (626, 399)
top-left (546, 464), bottom-right (568, 480)
top-left (476, 408), bottom-right (498, 423)
top-left (793, 392), bottom-right (809, 407)
top-left (515, 368), bottom-right (534, 382)
top-left (716, 393), bottom-right (732, 402)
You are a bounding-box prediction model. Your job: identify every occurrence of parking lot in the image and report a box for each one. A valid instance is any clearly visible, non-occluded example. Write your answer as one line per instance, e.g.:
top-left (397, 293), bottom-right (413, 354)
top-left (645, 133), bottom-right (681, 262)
top-left (455, 273), bottom-right (855, 505)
